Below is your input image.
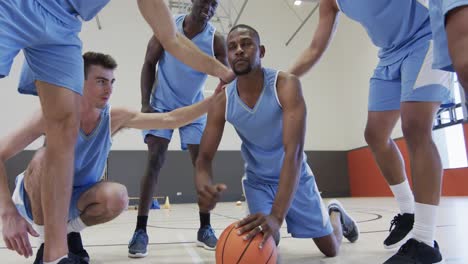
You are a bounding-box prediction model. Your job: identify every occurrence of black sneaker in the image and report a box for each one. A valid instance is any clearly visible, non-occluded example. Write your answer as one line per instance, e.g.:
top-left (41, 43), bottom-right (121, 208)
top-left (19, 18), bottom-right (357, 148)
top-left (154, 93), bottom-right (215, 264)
top-left (384, 239), bottom-right (444, 264)
top-left (384, 213), bottom-right (414, 249)
top-left (33, 243), bottom-right (44, 264)
top-left (328, 199), bottom-right (359, 243)
top-left (68, 232), bottom-right (90, 263)
top-left (34, 246), bottom-right (81, 264)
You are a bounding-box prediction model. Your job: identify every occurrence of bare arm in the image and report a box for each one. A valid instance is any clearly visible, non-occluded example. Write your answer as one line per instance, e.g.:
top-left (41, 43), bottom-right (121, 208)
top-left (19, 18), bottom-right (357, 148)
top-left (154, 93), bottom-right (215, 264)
top-left (195, 92), bottom-right (226, 190)
top-left (0, 112), bottom-right (45, 213)
top-left (270, 72), bottom-right (307, 223)
top-left (137, 0), bottom-right (234, 82)
top-left (0, 112), bottom-right (44, 257)
top-left (213, 32), bottom-right (229, 66)
top-left (111, 94), bottom-right (217, 133)
top-left (288, 0), bottom-right (340, 77)
top-left (195, 91), bottom-right (227, 211)
top-left (141, 36), bottom-right (164, 112)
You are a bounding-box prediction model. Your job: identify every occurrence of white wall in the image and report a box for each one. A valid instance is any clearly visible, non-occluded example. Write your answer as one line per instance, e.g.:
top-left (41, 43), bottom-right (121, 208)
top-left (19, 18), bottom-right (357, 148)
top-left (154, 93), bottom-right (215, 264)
top-left (0, 1), bottom-right (403, 151)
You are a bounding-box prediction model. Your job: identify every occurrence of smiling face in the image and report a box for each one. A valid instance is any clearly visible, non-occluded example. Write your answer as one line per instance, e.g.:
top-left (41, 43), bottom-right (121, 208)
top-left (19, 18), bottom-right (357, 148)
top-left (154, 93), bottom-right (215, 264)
top-left (190, 0), bottom-right (219, 23)
top-left (227, 27), bottom-right (265, 76)
top-left (83, 65), bottom-right (115, 109)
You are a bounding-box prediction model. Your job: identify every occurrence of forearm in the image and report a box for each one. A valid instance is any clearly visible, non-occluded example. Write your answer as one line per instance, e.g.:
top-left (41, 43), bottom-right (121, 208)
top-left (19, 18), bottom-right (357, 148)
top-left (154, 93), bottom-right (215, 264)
top-left (289, 48), bottom-right (321, 77)
top-left (0, 162), bottom-right (15, 215)
top-left (195, 157), bottom-right (214, 192)
top-left (270, 153), bottom-right (301, 223)
top-left (124, 96), bottom-right (213, 130)
top-left (166, 96), bottom-right (213, 128)
top-left (141, 64), bottom-right (155, 107)
top-left (165, 34), bottom-right (230, 79)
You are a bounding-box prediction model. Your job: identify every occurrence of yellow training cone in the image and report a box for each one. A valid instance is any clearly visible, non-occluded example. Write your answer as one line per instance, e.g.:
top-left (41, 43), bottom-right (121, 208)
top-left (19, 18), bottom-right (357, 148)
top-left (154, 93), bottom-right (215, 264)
top-left (163, 196), bottom-right (171, 209)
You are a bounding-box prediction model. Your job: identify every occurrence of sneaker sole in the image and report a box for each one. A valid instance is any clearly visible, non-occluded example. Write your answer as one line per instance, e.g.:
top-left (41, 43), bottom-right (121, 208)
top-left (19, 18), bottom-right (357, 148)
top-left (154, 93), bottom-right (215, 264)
top-left (383, 231), bottom-right (412, 250)
top-left (196, 240), bottom-right (216, 251)
top-left (328, 199), bottom-right (360, 243)
top-left (128, 252), bottom-right (148, 258)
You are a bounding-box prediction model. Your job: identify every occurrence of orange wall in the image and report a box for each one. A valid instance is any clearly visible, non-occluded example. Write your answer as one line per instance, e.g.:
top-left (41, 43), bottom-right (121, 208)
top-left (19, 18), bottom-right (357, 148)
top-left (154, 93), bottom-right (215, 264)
top-left (348, 123), bottom-right (468, 197)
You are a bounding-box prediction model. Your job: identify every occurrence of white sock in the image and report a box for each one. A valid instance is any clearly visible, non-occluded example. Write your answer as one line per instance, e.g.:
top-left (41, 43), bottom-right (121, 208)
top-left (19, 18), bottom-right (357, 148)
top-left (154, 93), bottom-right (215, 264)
top-left (390, 180), bottom-right (415, 214)
top-left (33, 223), bottom-right (45, 245)
top-left (67, 217), bottom-right (87, 233)
top-left (44, 255), bottom-right (67, 264)
top-left (412, 202), bottom-right (437, 247)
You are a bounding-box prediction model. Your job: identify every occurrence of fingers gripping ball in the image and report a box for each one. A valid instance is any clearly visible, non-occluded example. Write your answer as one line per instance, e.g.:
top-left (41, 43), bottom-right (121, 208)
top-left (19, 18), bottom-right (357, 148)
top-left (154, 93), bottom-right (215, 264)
top-left (215, 223), bottom-right (277, 264)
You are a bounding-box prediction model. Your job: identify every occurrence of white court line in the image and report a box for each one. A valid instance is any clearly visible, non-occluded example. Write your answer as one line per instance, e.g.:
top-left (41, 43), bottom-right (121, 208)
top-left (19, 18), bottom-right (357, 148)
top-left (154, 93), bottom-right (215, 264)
top-left (176, 233), bottom-right (204, 263)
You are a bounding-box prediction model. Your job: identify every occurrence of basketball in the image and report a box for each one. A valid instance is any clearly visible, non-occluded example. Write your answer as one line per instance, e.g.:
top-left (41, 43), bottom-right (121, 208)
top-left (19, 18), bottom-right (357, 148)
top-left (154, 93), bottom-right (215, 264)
top-left (215, 223), bottom-right (277, 264)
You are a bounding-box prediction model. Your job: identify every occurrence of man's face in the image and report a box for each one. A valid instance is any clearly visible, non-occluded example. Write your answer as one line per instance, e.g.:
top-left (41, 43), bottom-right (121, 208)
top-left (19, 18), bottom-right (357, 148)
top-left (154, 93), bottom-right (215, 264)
top-left (227, 28), bottom-right (264, 76)
top-left (191, 0), bottom-right (219, 23)
top-left (83, 65), bottom-right (115, 109)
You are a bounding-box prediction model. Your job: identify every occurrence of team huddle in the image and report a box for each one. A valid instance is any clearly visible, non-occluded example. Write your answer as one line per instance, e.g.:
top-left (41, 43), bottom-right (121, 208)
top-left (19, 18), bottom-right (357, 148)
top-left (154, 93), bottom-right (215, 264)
top-left (1, 0), bottom-right (466, 264)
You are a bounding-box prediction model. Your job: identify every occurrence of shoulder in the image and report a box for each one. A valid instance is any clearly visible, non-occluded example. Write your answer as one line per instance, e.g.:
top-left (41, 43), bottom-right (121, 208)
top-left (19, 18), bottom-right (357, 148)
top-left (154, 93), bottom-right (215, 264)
top-left (213, 87), bottom-right (227, 107)
top-left (213, 31), bottom-right (226, 48)
top-left (275, 71), bottom-right (303, 107)
top-left (206, 87), bottom-right (228, 120)
top-left (214, 31), bottom-right (225, 42)
top-left (276, 71), bottom-right (301, 91)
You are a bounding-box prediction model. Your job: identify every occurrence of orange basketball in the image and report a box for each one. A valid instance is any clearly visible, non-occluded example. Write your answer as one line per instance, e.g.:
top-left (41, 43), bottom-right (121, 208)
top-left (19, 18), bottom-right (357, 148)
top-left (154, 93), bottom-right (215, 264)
top-left (216, 222), bottom-right (277, 264)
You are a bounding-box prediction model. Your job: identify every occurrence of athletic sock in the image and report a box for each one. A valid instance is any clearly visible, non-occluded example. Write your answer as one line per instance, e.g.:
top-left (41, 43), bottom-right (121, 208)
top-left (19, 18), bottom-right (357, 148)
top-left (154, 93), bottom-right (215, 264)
top-left (390, 180), bottom-right (415, 214)
top-left (200, 212), bottom-right (210, 228)
top-left (136, 215), bottom-right (148, 233)
top-left (412, 202), bottom-right (437, 247)
top-left (67, 217), bottom-right (87, 234)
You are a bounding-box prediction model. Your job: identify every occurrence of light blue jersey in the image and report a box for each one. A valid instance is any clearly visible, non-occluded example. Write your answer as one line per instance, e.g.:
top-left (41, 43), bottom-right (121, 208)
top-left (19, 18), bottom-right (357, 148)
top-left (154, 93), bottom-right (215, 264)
top-left (74, 104), bottom-right (112, 187)
top-left (227, 68), bottom-right (333, 238)
top-left (225, 68), bottom-right (313, 185)
top-left (13, 105), bottom-right (112, 221)
top-left (151, 14), bottom-right (216, 111)
top-left (143, 14), bottom-right (216, 149)
top-left (336, 0), bottom-right (432, 66)
top-left (36, 0), bottom-right (109, 25)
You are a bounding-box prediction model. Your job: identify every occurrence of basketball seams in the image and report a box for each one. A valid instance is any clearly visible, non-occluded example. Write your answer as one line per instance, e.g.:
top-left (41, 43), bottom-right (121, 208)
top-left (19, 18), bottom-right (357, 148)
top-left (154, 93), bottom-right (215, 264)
top-left (221, 224), bottom-right (237, 264)
top-left (266, 244), bottom-right (275, 264)
top-left (236, 234), bottom-right (256, 264)
top-left (217, 223), bottom-right (277, 264)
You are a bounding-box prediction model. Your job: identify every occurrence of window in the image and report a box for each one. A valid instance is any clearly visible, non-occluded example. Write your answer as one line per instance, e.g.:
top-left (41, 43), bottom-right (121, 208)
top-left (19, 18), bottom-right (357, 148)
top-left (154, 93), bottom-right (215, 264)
top-left (433, 74), bottom-right (468, 169)
top-left (434, 74), bottom-right (465, 129)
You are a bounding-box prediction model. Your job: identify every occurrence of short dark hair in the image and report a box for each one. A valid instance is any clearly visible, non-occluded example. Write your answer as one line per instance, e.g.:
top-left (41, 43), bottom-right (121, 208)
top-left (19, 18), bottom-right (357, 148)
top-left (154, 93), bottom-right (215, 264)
top-left (228, 24), bottom-right (260, 43)
top-left (83, 52), bottom-right (117, 79)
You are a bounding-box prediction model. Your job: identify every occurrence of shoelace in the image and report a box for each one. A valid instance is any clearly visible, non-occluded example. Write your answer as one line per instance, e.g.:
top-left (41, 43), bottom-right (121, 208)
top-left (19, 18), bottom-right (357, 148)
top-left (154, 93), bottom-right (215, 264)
top-left (389, 214), bottom-right (403, 232)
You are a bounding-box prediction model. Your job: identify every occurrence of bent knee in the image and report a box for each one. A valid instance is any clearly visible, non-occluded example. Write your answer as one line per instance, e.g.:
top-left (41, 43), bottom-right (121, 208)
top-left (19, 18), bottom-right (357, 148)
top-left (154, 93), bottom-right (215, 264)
top-left (364, 127), bottom-right (391, 150)
top-left (401, 120), bottom-right (433, 145)
top-left (103, 184), bottom-right (128, 214)
top-left (322, 247), bottom-right (339, 258)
